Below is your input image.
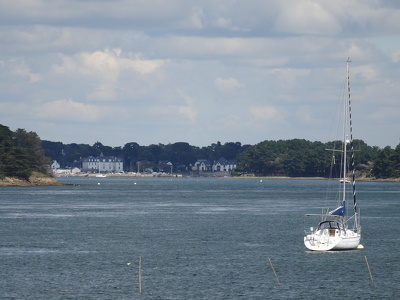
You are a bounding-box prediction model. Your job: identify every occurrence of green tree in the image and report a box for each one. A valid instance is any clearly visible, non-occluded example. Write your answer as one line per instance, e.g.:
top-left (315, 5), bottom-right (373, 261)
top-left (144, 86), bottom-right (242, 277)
top-left (372, 145), bottom-right (400, 178)
top-left (2, 147), bottom-right (32, 180)
top-left (0, 125), bottom-right (15, 177)
top-left (13, 128), bottom-right (50, 174)
top-left (0, 125), bottom-right (32, 179)
top-left (237, 139), bottom-right (355, 177)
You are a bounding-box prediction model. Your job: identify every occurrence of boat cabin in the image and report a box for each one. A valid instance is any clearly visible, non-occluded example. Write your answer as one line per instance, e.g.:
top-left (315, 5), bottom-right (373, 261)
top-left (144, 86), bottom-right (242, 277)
top-left (317, 220), bottom-right (342, 236)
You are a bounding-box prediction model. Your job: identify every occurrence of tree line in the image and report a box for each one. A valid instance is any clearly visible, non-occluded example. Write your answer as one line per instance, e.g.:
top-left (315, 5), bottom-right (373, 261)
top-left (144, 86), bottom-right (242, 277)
top-left (236, 139), bottom-right (400, 178)
top-left (1, 123), bottom-right (399, 179)
top-left (42, 136), bottom-right (400, 179)
top-left (42, 140), bottom-right (249, 173)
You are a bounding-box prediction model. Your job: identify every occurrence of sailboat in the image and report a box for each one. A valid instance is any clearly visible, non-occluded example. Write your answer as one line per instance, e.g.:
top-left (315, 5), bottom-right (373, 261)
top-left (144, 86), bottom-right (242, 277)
top-left (303, 59), bottom-right (361, 251)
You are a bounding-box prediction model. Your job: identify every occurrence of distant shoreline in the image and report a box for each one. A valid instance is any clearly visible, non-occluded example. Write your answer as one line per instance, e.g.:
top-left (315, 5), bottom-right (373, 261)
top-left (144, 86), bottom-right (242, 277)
top-left (3, 173), bottom-right (397, 187)
top-left (230, 176), bottom-right (400, 182)
top-left (55, 173), bottom-right (399, 182)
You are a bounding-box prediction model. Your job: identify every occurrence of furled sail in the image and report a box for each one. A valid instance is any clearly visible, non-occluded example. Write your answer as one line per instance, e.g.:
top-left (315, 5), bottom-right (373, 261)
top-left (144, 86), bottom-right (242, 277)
top-left (329, 201), bottom-right (346, 216)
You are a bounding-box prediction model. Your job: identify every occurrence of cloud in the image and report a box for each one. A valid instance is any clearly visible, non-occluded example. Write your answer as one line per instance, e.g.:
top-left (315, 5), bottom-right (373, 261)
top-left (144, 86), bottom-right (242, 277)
top-left (248, 105), bottom-right (281, 121)
top-left (368, 106), bottom-right (400, 121)
top-left (212, 18), bottom-right (250, 32)
top-left (214, 77), bottom-right (243, 91)
top-left (33, 99), bottom-right (107, 122)
top-left (10, 58), bottom-right (41, 83)
top-left (141, 89), bottom-right (198, 123)
top-left (52, 49), bottom-right (166, 100)
top-left (178, 105), bottom-right (197, 121)
top-left (53, 49), bottom-right (165, 77)
top-left (186, 6), bottom-right (205, 29)
top-left (296, 106), bottom-right (314, 124)
top-left (176, 90), bottom-right (198, 122)
top-left (274, 1), bottom-right (341, 35)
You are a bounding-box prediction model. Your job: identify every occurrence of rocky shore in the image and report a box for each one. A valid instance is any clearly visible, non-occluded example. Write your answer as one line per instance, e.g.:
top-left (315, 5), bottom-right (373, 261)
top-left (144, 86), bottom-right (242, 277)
top-left (0, 172), bottom-right (63, 187)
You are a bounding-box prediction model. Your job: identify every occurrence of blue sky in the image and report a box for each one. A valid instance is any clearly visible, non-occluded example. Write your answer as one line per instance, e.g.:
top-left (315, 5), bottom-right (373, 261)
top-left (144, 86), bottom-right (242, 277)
top-left (1, 0), bottom-right (399, 148)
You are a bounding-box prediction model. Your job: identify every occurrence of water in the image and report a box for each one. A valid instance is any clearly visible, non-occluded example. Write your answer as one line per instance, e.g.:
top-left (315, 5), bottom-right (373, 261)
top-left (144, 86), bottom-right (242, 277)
top-left (0, 177), bottom-right (399, 299)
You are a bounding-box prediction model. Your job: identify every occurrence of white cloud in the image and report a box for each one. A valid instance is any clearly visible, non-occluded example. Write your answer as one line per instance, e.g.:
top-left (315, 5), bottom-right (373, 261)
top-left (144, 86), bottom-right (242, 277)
top-left (187, 6), bottom-right (205, 29)
top-left (33, 99), bottom-right (107, 122)
top-left (274, 0), bottom-right (341, 35)
top-left (10, 58), bottom-right (41, 83)
top-left (248, 105), bottom-right (281, 120)
top-left (53, 49), bottom-right (165, 78)
top-left (212, 17), bottom-right (250, 32)
top-left (214, 77), bottom-right (243, 91)
top-left (178, 105), bottom-right (197, 121)
top-left (176, 90), bottom-right (198, 122)
top-left (51, 49), bottom-right (166, 101)
top-left (141, 90), bottom-right (198, 123)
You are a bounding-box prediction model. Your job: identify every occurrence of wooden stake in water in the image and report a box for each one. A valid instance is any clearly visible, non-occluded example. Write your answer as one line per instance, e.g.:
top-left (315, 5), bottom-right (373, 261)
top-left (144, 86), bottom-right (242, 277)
top-left (268, 258), bottom-right (280, 286)
top-left (138, 256), bottom-right (142, 293)
top-left (364, 256), bottom-right (374, 282)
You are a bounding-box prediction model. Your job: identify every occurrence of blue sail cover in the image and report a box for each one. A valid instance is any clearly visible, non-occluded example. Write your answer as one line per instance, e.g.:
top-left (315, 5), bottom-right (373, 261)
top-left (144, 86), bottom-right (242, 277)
top-left (329, 201), bottom-right (346, 216)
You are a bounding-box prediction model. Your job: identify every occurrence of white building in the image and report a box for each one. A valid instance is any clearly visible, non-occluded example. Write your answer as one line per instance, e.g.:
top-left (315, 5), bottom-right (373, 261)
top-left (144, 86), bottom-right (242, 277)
top-left (212, 157), bottom-right (237, 172)
top-left (81, 153), bottom-right (123, 173)
top-left (193, 157), bottom-right (237, 173)
top-left (50, 160), bottom-right (60, 170)
top-left (192, 159), bottom-right (212, 172)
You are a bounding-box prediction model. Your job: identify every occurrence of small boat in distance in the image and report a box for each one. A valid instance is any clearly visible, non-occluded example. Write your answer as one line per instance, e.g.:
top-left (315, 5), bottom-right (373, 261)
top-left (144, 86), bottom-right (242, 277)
top-left (304, 59), bottom-right (361, 251)
top-left (96, 174), bottom-right (106, 178)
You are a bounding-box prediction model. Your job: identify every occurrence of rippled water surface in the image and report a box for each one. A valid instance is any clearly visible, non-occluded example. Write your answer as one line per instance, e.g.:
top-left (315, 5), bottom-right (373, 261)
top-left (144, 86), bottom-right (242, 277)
top-left (1, 177), bottom-right (399, 299)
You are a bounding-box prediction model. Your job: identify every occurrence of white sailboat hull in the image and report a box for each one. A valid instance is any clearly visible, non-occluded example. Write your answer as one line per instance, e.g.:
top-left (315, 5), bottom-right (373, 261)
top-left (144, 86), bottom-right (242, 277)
top-left (304, 228), bottom-right (360, 251)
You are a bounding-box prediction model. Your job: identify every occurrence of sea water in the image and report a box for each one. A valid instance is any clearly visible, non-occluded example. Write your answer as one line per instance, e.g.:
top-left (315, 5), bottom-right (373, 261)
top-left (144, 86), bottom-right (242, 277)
top-left (0, 177), bottom-right (399, 299)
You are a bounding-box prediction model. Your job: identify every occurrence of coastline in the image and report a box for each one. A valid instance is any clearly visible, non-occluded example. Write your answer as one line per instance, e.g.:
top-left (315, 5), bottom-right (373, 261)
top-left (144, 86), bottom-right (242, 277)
top-left (55, 173), bottom-right (399, 182)
top-left (228, 176), bottom-right (400, 182)
top-left (3, 172), bottom-right (397, 187)
top-left (0, 172), bottom-right (64, 187)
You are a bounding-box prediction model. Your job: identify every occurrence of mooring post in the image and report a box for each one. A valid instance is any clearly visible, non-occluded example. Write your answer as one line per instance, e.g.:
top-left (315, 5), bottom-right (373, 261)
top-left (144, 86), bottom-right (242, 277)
top-left (268, 258), bottom-right (280, 286)
top-left (364, 256), bottom-right (374, 282)
top-left (139, 256), bottom-right (142, 293)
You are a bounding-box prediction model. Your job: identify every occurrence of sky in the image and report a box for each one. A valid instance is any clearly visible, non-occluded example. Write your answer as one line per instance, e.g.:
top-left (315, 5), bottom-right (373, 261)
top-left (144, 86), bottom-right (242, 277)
top-left (1, 0), bottom-right (399, 149)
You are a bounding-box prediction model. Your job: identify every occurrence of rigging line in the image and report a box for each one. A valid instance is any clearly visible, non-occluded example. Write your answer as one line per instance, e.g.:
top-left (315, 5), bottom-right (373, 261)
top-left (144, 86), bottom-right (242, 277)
top-left (347, 58), bottom-right (357, 213)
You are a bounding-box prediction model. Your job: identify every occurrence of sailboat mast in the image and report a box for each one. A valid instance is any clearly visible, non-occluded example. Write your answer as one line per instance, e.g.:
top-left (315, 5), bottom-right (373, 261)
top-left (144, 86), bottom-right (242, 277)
top-left (342, 61), bottom-right (349, 204)
top-left (347, 58), bottom-right (357, 214)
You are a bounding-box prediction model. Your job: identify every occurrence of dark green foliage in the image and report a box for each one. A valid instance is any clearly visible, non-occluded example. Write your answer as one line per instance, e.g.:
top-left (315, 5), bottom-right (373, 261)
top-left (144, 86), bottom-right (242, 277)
top-left (39, 131), bottom-right (398, 178)
top-left (2, 147), bottom-right (32, 180)
top-left (0, 125), bottom-right (16, 177)
top-left (372, 145), bottom-right (400, 178)
top-left (237, 138), bottom-right (385, 178)
top-left (13, 129), bottom-right (50, 174)
top-left (0, 124), bottom-right (41, 180)
top-left (42, 139), bottom-right (247, 173)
